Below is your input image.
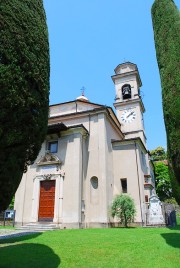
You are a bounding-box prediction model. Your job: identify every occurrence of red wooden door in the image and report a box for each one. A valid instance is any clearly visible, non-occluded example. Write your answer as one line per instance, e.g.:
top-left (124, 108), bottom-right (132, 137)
top-left (38, 180), bottom-right (55, 221)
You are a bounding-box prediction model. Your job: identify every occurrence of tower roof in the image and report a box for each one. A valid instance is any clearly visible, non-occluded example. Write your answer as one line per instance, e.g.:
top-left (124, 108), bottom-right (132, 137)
top-left (114, 62), bottom-right (137, 74)
top-left (112, 62), bottom-right (142, 87)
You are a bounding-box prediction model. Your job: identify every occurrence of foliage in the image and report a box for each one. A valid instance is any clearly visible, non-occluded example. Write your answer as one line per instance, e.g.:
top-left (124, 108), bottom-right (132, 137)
top-left (111, 194), bottom-right (136, 227)
top-left (168, 166), bottom-right (180, 205)
top-left (151, 0), bottom-right (180, 204)
top-left (8, 196), bottom-right (15, 210)
top-left (0, 228), bottom-right (180, 267)
top-left (164, 197), bottom-right (177, 205)
top-left (0, 1), bottom-right (50, 211)
top-left (176, 212), bottom-right (180, 218)
top-left (150, 146), bottom-right (167, 161)
top-left (150, 146), bottom-right (178, 202)
top-left (154, 162), bottom-right (173, 201)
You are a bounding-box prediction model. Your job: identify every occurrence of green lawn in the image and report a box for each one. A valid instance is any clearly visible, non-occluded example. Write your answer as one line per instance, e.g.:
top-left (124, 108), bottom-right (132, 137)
top-left (0, 225), bottom-right (14, 229)
top-left (0, 224), bottom-right (179, 268)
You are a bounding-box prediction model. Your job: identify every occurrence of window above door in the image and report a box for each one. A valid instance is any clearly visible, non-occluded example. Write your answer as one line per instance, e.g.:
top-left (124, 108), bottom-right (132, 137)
top-left (48, 141), bottom-right (58, 153)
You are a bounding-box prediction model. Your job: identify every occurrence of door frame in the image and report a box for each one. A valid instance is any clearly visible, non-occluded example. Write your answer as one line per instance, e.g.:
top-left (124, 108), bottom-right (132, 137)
top-left (31, 174), bottom-right (64, 223)
top-left (38, 180), bottom-right (56, 221)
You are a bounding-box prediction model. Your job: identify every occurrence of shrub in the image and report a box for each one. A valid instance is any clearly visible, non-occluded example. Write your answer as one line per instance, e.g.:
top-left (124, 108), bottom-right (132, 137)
top-left (111, 194), bottom-right (136, 227)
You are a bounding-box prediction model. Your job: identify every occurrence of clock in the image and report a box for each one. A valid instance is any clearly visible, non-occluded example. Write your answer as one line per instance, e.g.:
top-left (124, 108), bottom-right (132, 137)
top-left (121, 109), bottom-right (136, 123)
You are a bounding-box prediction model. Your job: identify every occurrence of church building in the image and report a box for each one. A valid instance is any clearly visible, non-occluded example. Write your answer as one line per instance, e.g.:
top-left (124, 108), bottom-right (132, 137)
top-left (14, 62), bottom-right (155, 228)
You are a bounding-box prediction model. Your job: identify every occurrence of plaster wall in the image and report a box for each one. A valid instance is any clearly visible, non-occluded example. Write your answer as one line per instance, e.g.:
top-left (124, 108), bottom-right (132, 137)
top-left (112, 142), bottom-right (146, 223)
top-left (14, 143), bottom-right (46, 224)
top-left (61, 133), bottom-right (82, 224)
top-left (84, 113), bottom-right (109, 223)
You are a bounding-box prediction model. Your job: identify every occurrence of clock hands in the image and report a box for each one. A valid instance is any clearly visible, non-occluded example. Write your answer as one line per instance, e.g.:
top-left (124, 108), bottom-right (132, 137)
top-left (121, 109), bottom-right (136, 123)
top-left (127, 111), bottom-right (134, 118)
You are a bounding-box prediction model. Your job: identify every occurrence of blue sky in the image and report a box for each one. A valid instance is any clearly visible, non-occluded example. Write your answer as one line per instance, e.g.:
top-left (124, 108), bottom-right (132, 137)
top-left (43, 0), bottom-right (180, 151)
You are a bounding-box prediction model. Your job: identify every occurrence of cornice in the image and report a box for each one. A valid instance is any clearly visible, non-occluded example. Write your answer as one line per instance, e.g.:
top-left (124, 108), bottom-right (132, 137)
top-left (49, 106), bottom-right (124, 139)
top-left (60, 124), bottom-right (89, 138)
top-left (112, 137), bottom-right (147, 154)
top-left (111, 70), bottom-right (142, 87)
top-left (113, 97), bottom-right (145, 113)
top-left (49, 99), bottom-right (104, 108)
top-left (123, 130), bottom-right (147, 141)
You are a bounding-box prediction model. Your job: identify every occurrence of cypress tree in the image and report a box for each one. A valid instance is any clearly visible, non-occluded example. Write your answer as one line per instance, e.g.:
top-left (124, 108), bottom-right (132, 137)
top-left (151, 0), bottom-right (180, 204)
top-left (0, 1), bottom-right (50, 211)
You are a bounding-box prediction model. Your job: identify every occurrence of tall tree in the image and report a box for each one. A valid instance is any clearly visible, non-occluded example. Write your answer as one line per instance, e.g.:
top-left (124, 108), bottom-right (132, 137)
top-left (150, 147), bottom-right (172, 201)
top-left (151, 0), bottom-right (180, 204)
top-left (0, 0), bottom-right (50, 211)
top-left (150, 146), bottom-right (167, 161)
top-left (154, 162), bottom-right (173, 201)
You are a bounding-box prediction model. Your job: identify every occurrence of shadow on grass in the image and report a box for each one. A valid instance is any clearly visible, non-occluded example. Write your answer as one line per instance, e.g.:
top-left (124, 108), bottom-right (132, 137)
top-left (0, 232), bottom-right (42, 244)
top-left (169, 224), bottom-right (180, 231)
top-left (162, 220), bottom-right (180, 248)
top-left (0, 243), bottom-right (61, 268)
top-left (166, 219), bottom-right (180, 231)
top-left (161, 233), bottom-right (180, 249)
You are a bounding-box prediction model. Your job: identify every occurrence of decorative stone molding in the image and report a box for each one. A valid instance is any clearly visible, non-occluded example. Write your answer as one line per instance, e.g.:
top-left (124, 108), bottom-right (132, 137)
top-left (43, 174), bottom-right (52, 180)
top-left (33, 170), bottom-right (65, 182)
top-left (37, 151), bottom-right (61, 166)
top-left (59, 170), bottom-right (65, 177)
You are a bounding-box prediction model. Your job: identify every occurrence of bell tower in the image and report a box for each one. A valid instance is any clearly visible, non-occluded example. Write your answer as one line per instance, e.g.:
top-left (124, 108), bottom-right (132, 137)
top-left (112, 62), bottom-right (146, 145)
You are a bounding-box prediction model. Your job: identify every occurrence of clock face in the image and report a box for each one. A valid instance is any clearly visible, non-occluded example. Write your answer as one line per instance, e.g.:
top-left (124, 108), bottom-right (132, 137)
top-left (121, 109), bottom-right (136, 123)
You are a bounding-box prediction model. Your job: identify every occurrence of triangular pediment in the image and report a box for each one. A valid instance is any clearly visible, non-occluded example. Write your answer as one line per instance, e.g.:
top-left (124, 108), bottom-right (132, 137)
top-left (37, 152), bottom-right (61, 166)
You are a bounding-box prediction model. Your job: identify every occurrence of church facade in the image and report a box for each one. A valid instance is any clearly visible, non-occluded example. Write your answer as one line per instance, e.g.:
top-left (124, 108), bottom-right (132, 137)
top-left (14, 62), bottom-right (155, 228)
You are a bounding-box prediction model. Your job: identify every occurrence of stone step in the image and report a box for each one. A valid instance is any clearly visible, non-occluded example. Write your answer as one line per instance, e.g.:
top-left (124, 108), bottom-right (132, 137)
top-left (144, 224), bottom-right (166, 228)
top-left (16, 223), bottom-right (60, 231)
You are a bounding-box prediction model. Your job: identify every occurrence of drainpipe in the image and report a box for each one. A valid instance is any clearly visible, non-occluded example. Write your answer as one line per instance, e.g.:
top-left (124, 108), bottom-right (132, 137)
top-left (134, 141), bottom-right (144, 226)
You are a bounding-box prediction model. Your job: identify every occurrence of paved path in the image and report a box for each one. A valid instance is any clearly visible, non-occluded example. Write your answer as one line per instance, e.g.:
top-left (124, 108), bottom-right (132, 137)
top-left (0, 229), bottom-right (40, 240)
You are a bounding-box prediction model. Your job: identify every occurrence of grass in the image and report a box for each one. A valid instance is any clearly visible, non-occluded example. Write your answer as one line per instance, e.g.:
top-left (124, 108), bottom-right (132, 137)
top-left (0, 225), bottom-right (14, 229)
top-left (0, 224), bottom-right (179, 268)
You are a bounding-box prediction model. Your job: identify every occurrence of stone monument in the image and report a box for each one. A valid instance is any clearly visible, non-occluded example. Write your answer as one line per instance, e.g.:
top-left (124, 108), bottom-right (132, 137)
top-left (148, 192), bottom-right (165, 225)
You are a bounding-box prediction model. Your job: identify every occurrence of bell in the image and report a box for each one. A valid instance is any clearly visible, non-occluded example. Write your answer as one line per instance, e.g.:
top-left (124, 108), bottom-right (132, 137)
top-left (122, 84), bottom-right (131, 99)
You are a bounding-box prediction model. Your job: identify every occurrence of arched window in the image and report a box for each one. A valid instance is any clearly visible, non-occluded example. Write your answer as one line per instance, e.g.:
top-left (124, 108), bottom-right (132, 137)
top-left (91, 176), bottom-right (98, 189)
top-left (122, 84), bottom-right (131, 100)
top-left (90, 176), bottom-right (99, 204)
